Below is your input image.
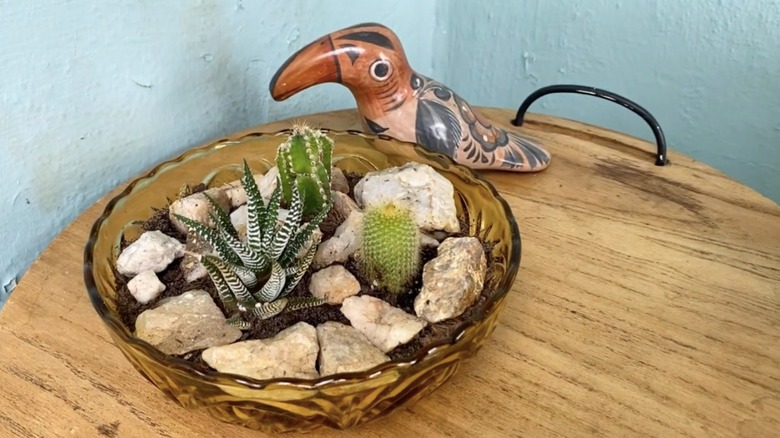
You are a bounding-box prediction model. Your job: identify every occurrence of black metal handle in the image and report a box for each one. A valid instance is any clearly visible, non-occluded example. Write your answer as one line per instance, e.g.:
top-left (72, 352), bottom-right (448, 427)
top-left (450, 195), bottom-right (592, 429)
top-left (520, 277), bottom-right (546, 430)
top-left (512, 84), bottom-right (669, 166)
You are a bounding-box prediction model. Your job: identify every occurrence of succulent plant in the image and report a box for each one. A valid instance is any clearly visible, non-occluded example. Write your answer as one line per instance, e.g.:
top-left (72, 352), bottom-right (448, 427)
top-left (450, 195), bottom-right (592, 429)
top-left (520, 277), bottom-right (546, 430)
top-left (175, 160), bottom-right (332, 329)
top-left (359, 202), bottom-right (421, 294)
top-left (276, 123), bottom-right (333, 219)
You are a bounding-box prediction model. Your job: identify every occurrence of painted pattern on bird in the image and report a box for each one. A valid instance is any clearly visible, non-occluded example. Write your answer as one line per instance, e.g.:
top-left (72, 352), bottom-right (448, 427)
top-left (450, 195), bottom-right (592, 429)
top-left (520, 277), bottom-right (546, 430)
top-left (270, 22), bottom-right (551, 172)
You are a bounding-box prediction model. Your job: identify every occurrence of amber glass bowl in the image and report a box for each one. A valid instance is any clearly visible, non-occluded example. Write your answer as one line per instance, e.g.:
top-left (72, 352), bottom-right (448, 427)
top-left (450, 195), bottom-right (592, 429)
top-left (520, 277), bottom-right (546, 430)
top-left (84, 129), bottom-right (521, 433)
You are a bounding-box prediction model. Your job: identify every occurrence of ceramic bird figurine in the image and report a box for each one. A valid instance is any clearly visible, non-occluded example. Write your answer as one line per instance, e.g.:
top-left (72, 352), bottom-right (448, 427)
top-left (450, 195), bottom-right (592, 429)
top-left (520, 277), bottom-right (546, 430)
top-left (269, 22), bottom-right (552, 172)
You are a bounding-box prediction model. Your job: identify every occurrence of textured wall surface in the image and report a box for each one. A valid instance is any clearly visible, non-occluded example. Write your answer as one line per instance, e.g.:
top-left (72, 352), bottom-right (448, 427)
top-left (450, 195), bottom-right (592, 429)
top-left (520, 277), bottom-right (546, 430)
top-left (441, 0), bottom-right (780, 203)
top-left (2, 0), bottom-right (778, 308)
top-left (0, 0), bottom-right (438, 306)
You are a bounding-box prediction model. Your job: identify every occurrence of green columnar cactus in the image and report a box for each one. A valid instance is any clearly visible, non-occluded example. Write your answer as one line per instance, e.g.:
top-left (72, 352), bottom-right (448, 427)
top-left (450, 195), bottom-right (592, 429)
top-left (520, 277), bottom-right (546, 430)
top-left (360, 202), bottom-right (421, 294)
top-left (276, 123), bottom-right (333, 219)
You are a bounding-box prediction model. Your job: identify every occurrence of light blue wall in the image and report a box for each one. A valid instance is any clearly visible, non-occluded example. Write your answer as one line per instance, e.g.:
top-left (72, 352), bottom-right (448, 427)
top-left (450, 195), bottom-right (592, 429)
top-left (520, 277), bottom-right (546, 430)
top-left (2, 1), bottom-right (778, 309)
top-left (0, 0), bottom-right (438, 307)
top-left (440, 0), bottom-right (780, 202)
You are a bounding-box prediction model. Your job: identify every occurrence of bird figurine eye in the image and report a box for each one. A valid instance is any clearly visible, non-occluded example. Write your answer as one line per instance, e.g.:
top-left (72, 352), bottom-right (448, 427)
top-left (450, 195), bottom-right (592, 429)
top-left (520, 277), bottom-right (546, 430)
top-left (369, 59), bottom-right (392, 81)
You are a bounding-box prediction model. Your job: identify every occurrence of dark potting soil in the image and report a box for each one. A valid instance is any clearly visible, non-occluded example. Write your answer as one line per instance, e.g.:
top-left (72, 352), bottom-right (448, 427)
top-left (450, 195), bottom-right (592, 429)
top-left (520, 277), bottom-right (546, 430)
top-left (114, 171), bottom-right (494, 373)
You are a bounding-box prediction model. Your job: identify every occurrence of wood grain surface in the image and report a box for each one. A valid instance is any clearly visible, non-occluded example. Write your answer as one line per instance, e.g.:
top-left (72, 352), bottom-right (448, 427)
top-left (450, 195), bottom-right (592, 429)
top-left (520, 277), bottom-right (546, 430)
top-left (1, 109), bottom-right (778, 438)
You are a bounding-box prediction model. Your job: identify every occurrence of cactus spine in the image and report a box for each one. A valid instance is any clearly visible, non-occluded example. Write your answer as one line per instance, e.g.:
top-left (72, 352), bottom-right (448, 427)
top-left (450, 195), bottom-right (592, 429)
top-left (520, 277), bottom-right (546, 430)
top-left (360, 202), bottom-right (421, 294)
top-left (276, 123), bottom-right (333, 219)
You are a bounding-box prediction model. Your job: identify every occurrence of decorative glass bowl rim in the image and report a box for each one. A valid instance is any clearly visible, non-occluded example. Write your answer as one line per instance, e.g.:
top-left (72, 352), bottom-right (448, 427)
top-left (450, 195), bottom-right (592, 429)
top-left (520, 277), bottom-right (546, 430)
top-left (83, 128), bottom-right (521, 391)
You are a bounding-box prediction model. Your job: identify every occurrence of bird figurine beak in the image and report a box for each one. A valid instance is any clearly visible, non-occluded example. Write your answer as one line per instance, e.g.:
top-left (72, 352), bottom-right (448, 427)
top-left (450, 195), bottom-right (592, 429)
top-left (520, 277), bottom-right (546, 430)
top-left (269, 36), bottom-right (341, 101)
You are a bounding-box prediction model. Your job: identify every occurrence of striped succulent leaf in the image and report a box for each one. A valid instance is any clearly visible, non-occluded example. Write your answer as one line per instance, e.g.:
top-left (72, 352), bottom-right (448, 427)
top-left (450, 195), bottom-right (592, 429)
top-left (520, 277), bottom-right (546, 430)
top-left (241, 160), bottom-right (265, 249)
top-left (203, 193), bottom-right (237, 238)
top-left (226, 260), bottom-right (259, 289)
top-left (284, 296), bottom-right (326, 312)
top-left (279, 199), bottom-right (331, 266)
top-left (270, 185), bottom-right (303, 259)
top-left (225, 313), bottom-right (251, 330)
top-left (281, 232), bottom-right (321, 297)
top-left (260, 184), bottom-right (282, 249)
top-left (202, 256), bottom-right (240, 312)
top-left (217, 225), bottom-right (267, 272)
top-left (202, 255), bottom-right (257, 305)
top-left (253, 260), bottom-right (286, 302)
top-left (174, 214), bottom-right (240, 265)
top-left (251, 299), bottom-right (288, 320)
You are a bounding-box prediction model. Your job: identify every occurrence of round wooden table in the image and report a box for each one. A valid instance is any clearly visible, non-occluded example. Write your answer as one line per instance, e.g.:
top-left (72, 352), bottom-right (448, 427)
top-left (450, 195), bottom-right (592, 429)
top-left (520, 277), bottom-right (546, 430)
top-left (1, 109), bottom-right (778, 438)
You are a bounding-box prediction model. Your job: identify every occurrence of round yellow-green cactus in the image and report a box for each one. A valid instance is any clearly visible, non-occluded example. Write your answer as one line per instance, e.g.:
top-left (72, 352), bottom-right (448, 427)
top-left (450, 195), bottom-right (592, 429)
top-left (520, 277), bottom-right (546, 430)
top-left (360, 202), bottom-right (421, 294)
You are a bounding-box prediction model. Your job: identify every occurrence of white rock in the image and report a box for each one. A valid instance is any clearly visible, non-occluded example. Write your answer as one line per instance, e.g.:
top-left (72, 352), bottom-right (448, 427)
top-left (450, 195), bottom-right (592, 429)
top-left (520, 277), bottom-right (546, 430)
top-left (316, 322), bottom-right (388, 376)
top-left (168, 189), bottom-right (231, 234)
top-left (354, 162), bottom-right (459, 233)
top-left (135, 290), bottom-right (242, 355)
top-left (313, 210), bottom-right (363, 269)
top-left (181, 258), bottom-right (207, 283)
top-left (222, 173), bottom-right (263, 208)
top-left (179, 230), bottom-right (210, 282)
top-left (331, 191), bottom-right (361, 223)
top-left (202, 322), bottom-right (319, 380)
top-left (414, 237), bottom-right (487, 323)
top-left (257, 166), bottom-right (280, 199)
top-left (171, 166), bottom-right (279, 234)
top-left (341, 295), bottom-right (426, 352)
top-left (309, 265), bottom-right (361, 304)
top-left (127, 270), bottom-right (166, 304)
top-left (222, 167), bottom-right (280, 208)
top-left (230, 205), bottom-right (248, 240)
top-left (420, 232), bottom-right (440, 248)
top-left (330, 167), bottom-right (350, 193)
top-left (429, 230), bottom-right (451, 241)
top-left (116, 230), bottom-right (185, 276)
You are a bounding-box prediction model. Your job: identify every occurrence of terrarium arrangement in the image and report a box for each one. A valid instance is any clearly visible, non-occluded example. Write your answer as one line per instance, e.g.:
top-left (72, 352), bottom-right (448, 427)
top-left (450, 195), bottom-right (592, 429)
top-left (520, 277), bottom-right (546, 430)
top-left (85, 123), bottom-right (520, 432)
top-left (111, 123), bottom-right (492, 380)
